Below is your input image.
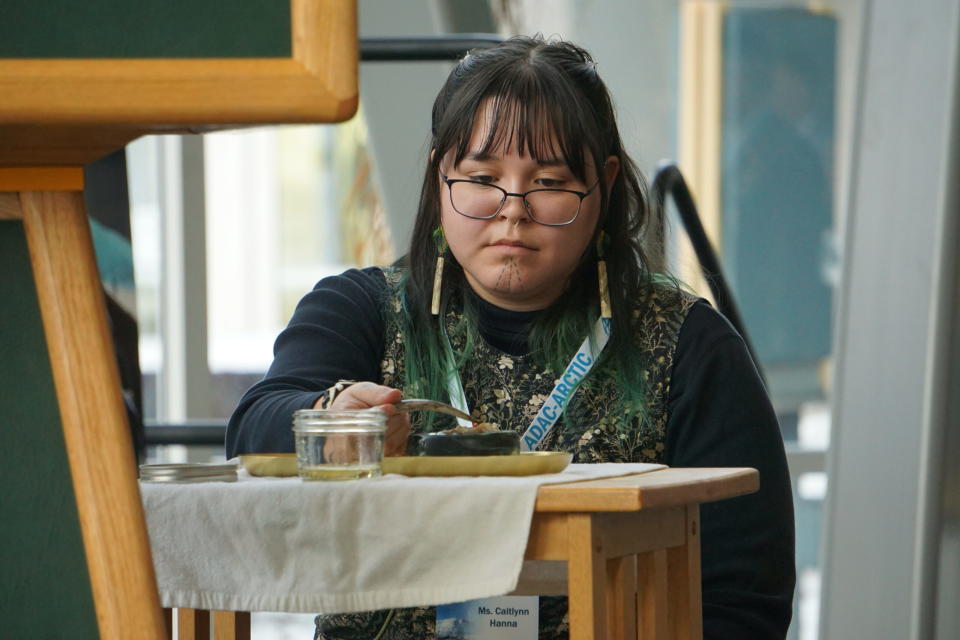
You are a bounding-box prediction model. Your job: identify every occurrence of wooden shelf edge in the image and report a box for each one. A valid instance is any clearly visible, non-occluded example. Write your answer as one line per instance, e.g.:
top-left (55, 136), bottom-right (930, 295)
top-left (0, 58), bottom-right (357, 125)
top-left (0, 167), bottom-right (84, 191)
top-left (0, 0), bottom-right (358, 126)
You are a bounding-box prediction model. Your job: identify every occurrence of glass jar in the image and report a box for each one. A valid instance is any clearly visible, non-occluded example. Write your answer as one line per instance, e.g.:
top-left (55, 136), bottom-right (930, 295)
top-left (292, 409), bottom-right (387, 481)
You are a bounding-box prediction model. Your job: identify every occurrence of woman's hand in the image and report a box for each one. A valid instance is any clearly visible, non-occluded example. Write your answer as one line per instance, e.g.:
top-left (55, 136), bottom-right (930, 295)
top-left (313, 382), bottom-right (411, 457)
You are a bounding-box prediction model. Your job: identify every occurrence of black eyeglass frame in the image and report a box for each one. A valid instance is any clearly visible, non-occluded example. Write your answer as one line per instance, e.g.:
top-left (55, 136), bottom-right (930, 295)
top-left (439, 171), bottom-right (601, 227)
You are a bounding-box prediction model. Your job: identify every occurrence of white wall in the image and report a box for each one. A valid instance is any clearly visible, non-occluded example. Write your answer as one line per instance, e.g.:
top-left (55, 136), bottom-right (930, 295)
top-left (820, 1), bottom-right (960, 638)
top-left (358, 0), bottom-right (452, 255)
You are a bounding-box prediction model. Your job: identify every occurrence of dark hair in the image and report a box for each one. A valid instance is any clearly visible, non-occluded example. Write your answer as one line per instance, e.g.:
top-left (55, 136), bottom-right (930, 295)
top-left (396, 35), bottom-right (661, 419)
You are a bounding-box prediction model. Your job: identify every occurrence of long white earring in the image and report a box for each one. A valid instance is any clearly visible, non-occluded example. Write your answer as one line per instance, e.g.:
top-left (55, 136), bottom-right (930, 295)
top-left (598, 261), bottom-right (612, 319)
top-left (432, 227), bottom-right (447, 316)
top-left (597, 232), bottom-right (612, 319)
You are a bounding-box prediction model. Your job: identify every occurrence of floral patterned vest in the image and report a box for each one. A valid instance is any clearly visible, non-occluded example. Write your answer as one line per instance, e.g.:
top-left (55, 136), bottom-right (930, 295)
top-left (378, 268), bottom-right (696, 464)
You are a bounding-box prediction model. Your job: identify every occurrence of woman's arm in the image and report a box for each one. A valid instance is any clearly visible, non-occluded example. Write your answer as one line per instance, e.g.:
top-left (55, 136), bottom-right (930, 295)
top-left (666, 301), bottom-right (796, 639)
top-left (225, 267), bottom-right (389, 457)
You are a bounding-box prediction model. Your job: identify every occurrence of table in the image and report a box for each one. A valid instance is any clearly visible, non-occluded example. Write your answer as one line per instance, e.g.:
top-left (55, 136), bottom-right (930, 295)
top-left (164, 466), bottom-right (757, 640)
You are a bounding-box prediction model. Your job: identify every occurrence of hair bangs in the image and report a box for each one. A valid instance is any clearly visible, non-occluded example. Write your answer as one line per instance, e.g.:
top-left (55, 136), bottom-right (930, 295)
top-left (441, 68), bottom-right (601, 181)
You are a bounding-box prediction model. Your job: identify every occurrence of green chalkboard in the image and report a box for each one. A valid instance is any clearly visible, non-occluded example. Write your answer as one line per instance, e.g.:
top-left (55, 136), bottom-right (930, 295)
top-left (0, 0), bottom-right (291, 58)
top-left (0, 221), bottom-right (99, 637)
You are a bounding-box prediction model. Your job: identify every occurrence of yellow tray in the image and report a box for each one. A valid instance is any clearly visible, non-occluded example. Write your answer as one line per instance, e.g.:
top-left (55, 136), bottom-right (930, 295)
top-left (381, 451), bottom-right (572, 477)
top-left (240, 453), bottom-right (297, 477)
top-left (240, 451), bottom-right (573, 478)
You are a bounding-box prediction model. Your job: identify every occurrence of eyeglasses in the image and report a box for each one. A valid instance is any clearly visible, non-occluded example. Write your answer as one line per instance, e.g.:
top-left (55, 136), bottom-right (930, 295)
top-left (440, 172), bottom-right (600, 226)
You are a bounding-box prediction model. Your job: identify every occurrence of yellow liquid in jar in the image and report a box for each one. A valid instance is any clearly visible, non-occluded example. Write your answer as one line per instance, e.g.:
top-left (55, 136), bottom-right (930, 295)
top-left (299, 464), bottom-right (381, 481)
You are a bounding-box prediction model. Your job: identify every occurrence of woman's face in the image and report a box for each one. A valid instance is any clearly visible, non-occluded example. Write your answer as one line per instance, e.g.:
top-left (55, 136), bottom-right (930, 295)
top-left (439, 114), bottom-right (619, 312)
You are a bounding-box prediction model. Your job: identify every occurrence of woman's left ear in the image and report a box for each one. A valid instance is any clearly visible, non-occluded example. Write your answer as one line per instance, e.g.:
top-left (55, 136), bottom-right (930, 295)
top-left (603, 155), bottom-right (621, 190)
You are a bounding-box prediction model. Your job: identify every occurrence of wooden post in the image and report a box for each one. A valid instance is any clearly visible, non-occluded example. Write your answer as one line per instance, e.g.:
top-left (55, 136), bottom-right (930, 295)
top-left (567, 514), bottom-right (607, 639)
top-left (163, 608), bottom-right (174, 640)
top-left (666, 505), bottom-right (702, 639)
top-left (178, 609), bottom-right (211, 640)
top-left (606, 554), bottom-right (638, 639)
top-left (213, 611), bottom-right (252, 640)
top-left (638, 550), bottom-right (668, 639)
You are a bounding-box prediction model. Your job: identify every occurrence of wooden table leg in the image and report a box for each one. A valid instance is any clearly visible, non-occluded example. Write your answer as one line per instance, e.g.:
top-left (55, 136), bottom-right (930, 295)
top-left (607, 554), bottom-right (638, 639)
top-left (666, 505), bottom-right (702, 639)
top-left (178, 608), bottom-right (210, 640)
top-left (638, 550), bottom-right (668, 639)
top-left (567, 514), bottom-right (606, 639)
top-left (214, 611), bottom-right (251, 640)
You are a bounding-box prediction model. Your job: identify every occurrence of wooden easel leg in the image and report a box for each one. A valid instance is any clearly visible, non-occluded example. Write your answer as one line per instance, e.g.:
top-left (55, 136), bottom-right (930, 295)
top-left (567, 514), bottom-right (607, 639)
top-left (666, 505), bottom-right (702, 639)
top-left (13, 176), bottom-right (165, 638)
top-left (214, 610), bottom-right (251, 640)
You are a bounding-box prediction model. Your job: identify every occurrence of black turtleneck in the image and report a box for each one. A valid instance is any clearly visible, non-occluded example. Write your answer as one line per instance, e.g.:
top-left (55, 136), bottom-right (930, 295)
top-left (471, 290), bottom-right (538, 356)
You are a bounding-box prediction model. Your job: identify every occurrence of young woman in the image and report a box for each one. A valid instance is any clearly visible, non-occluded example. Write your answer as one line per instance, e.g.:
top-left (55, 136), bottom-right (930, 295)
top-left (227, 36), bottom-right (796, 640)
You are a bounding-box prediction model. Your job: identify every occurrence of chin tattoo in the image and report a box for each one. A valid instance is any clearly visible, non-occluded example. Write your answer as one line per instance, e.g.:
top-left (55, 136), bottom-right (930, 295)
top-left (494, 258), bottom-right (522, 292)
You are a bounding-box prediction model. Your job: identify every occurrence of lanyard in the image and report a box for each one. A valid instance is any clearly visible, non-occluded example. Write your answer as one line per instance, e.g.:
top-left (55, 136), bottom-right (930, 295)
top-left (443, 317), bottom-right (612, 448)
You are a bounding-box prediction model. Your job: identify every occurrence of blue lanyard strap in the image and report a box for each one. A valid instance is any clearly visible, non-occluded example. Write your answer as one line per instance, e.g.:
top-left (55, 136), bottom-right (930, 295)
top-left (443, 317), bottom-right (612, 446)
top-left (519, 317), bottom-right (610, 451)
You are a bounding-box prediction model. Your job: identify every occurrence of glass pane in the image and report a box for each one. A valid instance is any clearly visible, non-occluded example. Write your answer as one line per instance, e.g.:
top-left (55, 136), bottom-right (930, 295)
top-left (719, 7), bottom-right (838, 640)
top-left (721, 7), bottom-right (837, 432)
top-left (127, 135), bottom-right (163, 422)
top-left (204, 112), bottom-right (392, 416)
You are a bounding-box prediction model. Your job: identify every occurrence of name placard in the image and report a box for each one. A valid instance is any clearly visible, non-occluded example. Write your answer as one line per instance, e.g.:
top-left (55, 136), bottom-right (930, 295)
top-left (436, 595), bottom-right (539, 639)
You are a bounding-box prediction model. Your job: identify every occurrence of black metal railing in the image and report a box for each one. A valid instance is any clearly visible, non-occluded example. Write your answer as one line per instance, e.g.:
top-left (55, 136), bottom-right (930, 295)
top-left (651, 163), bottom-right (764, 382)
top-left (360, 34), bottom-right (504, 61)
top-left (144, 421), bottom-right (228, 447)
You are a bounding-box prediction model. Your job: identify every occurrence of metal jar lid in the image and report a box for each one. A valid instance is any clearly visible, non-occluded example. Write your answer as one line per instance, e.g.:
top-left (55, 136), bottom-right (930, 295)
top-left (292, 409), bottom-right (387, 433)
top-left (139, 462), bottom-right (238, 483)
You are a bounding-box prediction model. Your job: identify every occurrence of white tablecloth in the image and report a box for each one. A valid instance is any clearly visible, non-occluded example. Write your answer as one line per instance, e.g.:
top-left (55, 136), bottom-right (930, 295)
top-left (139, 462), bottom-right (663, 614)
